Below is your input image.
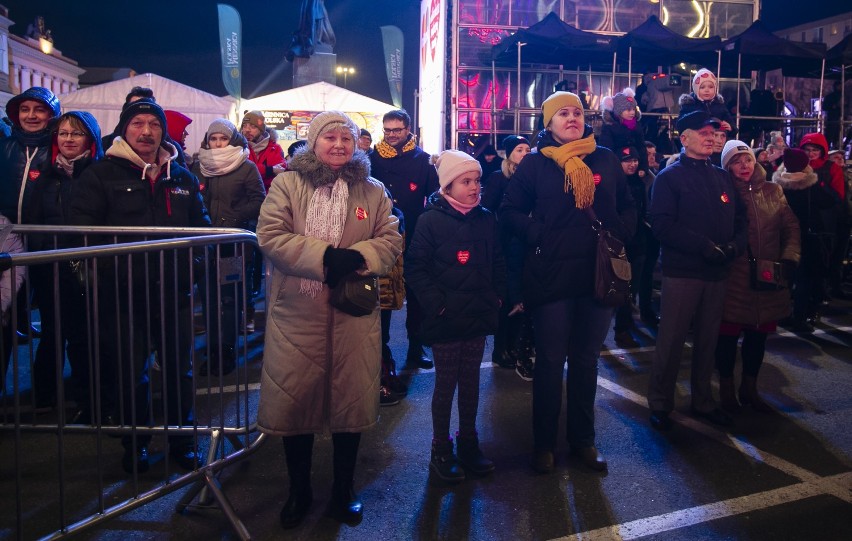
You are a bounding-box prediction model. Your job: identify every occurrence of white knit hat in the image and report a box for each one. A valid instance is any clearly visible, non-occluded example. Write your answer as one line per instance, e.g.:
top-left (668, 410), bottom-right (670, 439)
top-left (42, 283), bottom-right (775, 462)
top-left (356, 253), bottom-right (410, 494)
top-left (435, 149), bottom-right (481, 190)
top-left (721, 139), bottom-right (754, 170)
top-left (692, 68), bottom-right (718, 97)
top-left (307, 110), bottom-right (359, 149)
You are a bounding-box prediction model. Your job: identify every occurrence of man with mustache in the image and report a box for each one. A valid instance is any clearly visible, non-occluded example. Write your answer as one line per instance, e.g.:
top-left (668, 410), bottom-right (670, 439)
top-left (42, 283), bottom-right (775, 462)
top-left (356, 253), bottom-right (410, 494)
top-left (71, 99), bottom-right (210, 474)
top-left (646, 111), bottom-right (748, 432)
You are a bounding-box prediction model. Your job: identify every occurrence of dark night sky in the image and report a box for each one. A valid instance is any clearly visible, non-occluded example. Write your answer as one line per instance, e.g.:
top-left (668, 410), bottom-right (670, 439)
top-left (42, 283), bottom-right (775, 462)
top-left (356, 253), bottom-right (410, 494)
top-left (2, 1), bottom-right (848, 110)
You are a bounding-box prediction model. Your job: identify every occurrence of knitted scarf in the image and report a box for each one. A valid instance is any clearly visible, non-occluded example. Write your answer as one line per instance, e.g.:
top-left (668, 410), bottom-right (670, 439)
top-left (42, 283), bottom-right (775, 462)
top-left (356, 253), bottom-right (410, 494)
top-left (300, 178), bottom-right (349, 298)
top-left (55, 150), bottom-right (91, 177)
top-left (539, 135), bottom-right (597, 208)
top-left (198, 145), bottom-right (249, 177)
top-left (249, 132), bottom-right (270, 155)
top-left (375, 134), bottom-right (417, 159)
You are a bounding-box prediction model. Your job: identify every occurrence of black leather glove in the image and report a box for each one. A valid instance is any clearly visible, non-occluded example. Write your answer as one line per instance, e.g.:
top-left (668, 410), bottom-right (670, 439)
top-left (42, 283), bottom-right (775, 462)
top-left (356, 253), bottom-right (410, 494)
top-left (323, 247), bottom-right (365, 288)
top-left (702, 242), bottom-right (727, 265)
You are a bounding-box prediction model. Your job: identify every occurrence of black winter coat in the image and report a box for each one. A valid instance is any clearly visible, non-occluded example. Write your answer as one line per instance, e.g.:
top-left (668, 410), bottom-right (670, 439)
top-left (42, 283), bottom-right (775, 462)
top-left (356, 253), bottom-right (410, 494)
top-left (650, 153), bottom-right (748, 281)
top-left (500, 127), bottom-right (637, 308)
top-left (70, 152), bottom-right (210, 299)
top-left (598, 110), bottom-right (649, 173)
top-left (369, 138), bottom-right (439, 243)
top-left (192, 160), bottom-right (265, 229)
top-left (405, 192), bottom-right (506, 346)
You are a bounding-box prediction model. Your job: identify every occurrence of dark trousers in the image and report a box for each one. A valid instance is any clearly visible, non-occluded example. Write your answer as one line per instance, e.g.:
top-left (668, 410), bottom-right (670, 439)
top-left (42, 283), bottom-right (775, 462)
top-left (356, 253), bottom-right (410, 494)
top-left (31, 263), bottom-right (90, 404)
top-left (615, 254), bottom-right (646, 330)
top-left (715, 330), bottom-right (768, 378)
top-left (638, 236), bottom-right (660, 312)
top-left (431, 336), bottom-right (486, 441)
top-left (203, 246), bottom-right (246, 352)
top-left (531, 296), bottom-right (613, 451)
top-left (98, 287), bottom-right (194, 448)
top-left (648, 276), bottom-right (726, 413)
top-left (282, 431), bottom-right (362, 490)
top-left (829, 223), bottom-right (850, 292)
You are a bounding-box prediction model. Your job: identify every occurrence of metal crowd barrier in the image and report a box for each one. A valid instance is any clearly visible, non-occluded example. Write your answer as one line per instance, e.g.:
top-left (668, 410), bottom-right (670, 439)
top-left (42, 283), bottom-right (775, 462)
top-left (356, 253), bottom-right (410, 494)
top-left (0, 226), bottom-right (267, 541)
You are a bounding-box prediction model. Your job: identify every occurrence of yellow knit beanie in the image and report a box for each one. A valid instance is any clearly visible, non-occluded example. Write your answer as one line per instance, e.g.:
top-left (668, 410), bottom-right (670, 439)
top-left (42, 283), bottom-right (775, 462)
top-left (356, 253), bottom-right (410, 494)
top-left (542, 91), bottom-right (584, 127)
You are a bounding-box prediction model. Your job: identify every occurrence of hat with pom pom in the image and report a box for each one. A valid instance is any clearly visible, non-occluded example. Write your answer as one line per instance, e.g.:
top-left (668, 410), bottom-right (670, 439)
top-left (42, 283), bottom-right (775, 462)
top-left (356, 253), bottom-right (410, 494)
top-left (611, 88), bottom-right (640, 119)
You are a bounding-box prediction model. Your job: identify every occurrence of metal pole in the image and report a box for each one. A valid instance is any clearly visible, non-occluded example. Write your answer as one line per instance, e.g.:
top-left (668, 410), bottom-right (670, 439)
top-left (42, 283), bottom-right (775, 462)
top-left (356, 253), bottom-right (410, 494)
top-left (818, 58), bottom-right (825, 133)
top-left (516, 42), bottom-right (524, 135)
top-left (737, 52), bottom-right (742, 130)
top-left (491, 60), bottom-right (497, 147)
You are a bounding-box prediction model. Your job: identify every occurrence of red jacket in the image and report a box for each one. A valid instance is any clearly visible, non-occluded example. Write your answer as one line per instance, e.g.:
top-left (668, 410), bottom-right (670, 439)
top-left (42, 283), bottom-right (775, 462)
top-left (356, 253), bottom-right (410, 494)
top-left (800, 132), bottom-right (845, 200)
top-left (249, 141), bottom-right (285, 191)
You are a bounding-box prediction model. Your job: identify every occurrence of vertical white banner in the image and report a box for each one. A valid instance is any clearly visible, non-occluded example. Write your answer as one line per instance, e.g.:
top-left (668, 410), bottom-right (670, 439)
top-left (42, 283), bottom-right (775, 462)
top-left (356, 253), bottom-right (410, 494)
top-left (419, 0), bottom-right (446, 154)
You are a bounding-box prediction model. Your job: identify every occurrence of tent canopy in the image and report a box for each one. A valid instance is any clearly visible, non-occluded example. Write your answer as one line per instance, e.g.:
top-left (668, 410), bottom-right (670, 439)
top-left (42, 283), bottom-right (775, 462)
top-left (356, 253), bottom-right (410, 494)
top-left (240, 82), bottom-right (395, 115)
top-left (721, 20), bottom-right (826, 75)
top-left (618, 15), bottom-right (721, 67)
top-left (60, 73), bottom-right (236, 154)
top-left (490, 12), bottom-right (616, 67)
top-left (827, 33), bottom-right (852, 66)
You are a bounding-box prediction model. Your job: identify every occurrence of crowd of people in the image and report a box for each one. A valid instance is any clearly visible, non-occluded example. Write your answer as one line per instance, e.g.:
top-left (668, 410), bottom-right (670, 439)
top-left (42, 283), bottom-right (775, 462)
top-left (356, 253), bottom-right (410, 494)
top-left (0, 67), bottom-right (849, 530)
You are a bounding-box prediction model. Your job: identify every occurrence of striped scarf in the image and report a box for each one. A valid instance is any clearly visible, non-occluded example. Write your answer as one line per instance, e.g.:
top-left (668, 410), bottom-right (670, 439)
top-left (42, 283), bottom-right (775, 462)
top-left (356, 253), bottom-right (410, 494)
top-left (300, 178), bottom-right (350, 298)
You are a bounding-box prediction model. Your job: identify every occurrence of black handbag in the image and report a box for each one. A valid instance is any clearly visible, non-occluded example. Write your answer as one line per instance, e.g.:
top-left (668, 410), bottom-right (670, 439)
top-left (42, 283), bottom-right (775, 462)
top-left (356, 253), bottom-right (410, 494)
top-left (329, 274), bottom-right (379, 317)
top-left (747, 244), bottom-right (786, 291)
top-left (585, 207), bottom-right (632, 307)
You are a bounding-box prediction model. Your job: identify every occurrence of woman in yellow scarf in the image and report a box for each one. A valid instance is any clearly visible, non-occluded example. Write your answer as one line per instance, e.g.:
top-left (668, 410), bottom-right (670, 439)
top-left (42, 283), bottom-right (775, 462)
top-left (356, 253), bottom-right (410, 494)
top-left (499, 91), bottom-right (637, 476)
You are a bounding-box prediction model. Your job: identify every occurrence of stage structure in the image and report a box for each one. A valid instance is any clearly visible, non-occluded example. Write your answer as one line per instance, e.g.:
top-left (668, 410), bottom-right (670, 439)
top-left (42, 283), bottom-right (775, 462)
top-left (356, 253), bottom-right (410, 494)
top-left (419, 0), bottom-right (760, 154)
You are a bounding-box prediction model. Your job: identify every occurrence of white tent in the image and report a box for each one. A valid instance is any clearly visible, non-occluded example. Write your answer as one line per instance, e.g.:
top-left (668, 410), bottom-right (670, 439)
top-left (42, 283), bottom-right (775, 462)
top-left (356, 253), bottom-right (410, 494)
top-left (240, 82), bottom-right (395, 144)
top-left (59, 73), bottom-right (237, 155)
top-left (241, 81), bottom-right (394, 114)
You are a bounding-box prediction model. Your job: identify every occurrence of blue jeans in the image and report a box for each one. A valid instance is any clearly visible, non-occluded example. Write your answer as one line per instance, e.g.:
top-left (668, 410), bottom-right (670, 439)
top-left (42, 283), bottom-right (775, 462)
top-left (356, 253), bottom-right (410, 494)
top-left (531, 296), bottom-right (613, 451)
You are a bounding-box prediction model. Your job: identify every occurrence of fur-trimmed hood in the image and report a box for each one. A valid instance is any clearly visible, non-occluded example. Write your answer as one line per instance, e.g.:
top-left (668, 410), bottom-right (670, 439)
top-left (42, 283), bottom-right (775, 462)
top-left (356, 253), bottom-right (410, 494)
top-left (679, 92), bottom-right (725, 108)
top-left (772, 163), bottom-right (818, 191)
top-left (286, 147), bottom-right (371, 188)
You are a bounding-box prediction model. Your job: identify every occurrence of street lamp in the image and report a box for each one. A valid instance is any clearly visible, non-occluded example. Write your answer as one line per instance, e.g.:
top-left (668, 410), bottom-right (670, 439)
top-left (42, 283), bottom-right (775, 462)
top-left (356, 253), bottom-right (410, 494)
top-left (336, 66), bottom-right (355, 88)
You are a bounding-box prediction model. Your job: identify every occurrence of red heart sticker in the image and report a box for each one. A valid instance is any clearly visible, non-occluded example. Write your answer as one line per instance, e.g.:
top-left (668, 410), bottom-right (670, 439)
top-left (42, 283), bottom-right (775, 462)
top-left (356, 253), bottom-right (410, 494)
top-left (199, 183), bottom-right (206, 192)
top-left (457, 250), bottom-right (470, 264)
top-left (409, 182), bottom-right (418, 192)
top-left (28, 170), bottom-right (40, 181)
top-left (720, 193), bottom-right (730, 203)
top-left (762, 270), bottom-right (773, 280)
top-left (593, 174), bottom-right (602, 185)
top-left (355, 207), bottom-right (368, 220)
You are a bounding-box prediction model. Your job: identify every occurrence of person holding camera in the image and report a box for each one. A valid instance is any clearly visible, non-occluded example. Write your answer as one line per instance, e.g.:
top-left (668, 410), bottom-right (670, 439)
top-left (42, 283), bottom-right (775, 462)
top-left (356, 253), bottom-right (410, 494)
top-left (714, 141), bottom-right (800, 414)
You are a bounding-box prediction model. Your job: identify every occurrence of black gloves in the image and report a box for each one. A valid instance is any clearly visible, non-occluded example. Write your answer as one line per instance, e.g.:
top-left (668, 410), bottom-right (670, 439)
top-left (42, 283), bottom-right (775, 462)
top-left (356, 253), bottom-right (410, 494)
top-left (702, 242), bottom-right (727, 265)
top-left (324, 247), bottom-right (365, 288)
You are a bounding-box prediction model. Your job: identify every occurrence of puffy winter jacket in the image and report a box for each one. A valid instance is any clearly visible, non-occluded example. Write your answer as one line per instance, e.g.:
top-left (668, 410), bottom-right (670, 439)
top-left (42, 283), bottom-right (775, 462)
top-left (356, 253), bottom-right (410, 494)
top-left (406, 192), bottom-right (506, 345)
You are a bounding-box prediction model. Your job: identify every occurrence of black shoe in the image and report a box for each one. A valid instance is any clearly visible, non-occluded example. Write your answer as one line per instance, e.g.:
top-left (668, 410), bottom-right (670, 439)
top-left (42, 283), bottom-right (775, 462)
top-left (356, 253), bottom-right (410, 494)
top-left (379, 385), bottom-right (400, 406)
top-left (531, 449), bottom-right (554, 473)
top-left (280, 487), bottom-right (313, 529)
top-left (789, 319), bottom-right (815, 334)
top-left (492, 349), bottom-right (515, 368)
top-left (649, 410), bottom-right (673, 431)
top-left (640, 309), bottom-right (660, 327)
top-left (690, 407), bottom-right (733, 427)
top-left (384, 373), bottom-right (408, 397)
top-left (327, 485), bottom-right (363, 526)
top-left (122, 445), bottom-right (149, 474)
top-left (170, 444), bottom-right (202, 470)
top-left (406, 344), bottom-right (433, 369)
top-left (515, 359), bottom-right (534, 382)
top-left (198, 346), bottom-right (237, 376)
top-left (614, 329), bottom-right (638, 345)
top-left (570, 446), bottom-right (607, 472)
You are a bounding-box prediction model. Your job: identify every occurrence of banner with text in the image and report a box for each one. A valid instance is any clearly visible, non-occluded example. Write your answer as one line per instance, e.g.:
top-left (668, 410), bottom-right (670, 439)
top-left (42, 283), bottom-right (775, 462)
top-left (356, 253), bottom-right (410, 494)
top-left (380, 25), bottom-right (404, 109)
top-left (217, 4), bottom-right (242, 100)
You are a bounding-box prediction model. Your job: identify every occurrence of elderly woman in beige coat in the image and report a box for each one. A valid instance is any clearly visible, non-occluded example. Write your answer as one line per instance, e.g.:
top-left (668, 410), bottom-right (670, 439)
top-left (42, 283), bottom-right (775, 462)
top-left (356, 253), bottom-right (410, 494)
top-left (256, 111), bottom-right (402, 529)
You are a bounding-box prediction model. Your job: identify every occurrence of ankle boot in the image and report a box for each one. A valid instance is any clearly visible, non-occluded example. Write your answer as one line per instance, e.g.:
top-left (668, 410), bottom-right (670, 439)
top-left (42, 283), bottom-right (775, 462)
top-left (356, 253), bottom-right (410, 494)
top-left (280, 435), bottom-right (313, 528)
top-left (718, 377), bottom-right (741, 414)
top-left (739, 375), bottom-right (773, 413)
top-left (430, 438), bottom-right (465, 483)
top-left (456, 434), bottom-right (495, 476)
top-left (406, 341), bottom-right (433, 369)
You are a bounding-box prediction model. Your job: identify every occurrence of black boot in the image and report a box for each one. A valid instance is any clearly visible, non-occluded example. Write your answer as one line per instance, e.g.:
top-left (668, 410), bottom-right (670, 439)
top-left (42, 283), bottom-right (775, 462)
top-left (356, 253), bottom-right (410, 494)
top-left (328, 432), bottom-right (363, 526)
top-left (406, 340), bottom-right (433, 369)
top-left (280, 435), bottom-right (313, 529)
top-left (429, 438), bottom-right (465, 483)
top-left (456, 434), bottom-right (494, 476)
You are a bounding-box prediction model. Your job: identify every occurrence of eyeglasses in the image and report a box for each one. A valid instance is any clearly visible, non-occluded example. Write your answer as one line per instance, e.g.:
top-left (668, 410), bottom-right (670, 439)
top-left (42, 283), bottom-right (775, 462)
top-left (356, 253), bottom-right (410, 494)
top-left (383, 127), bottom-right (407, 135)
top-left (57, 131), bottom-right (87, 139)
